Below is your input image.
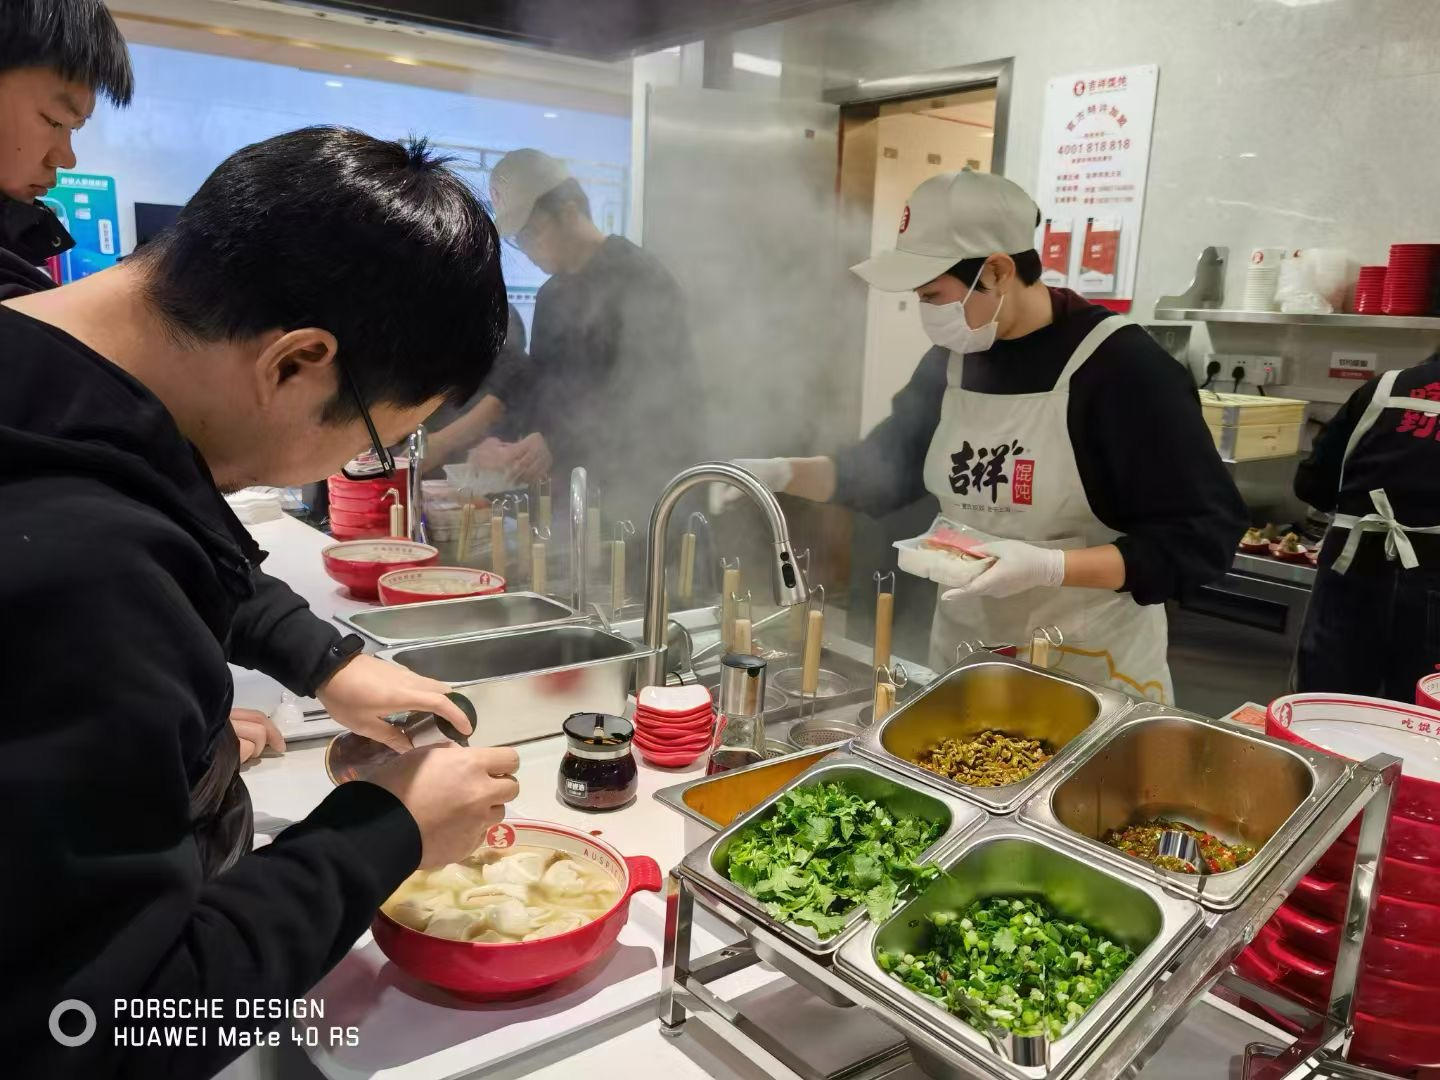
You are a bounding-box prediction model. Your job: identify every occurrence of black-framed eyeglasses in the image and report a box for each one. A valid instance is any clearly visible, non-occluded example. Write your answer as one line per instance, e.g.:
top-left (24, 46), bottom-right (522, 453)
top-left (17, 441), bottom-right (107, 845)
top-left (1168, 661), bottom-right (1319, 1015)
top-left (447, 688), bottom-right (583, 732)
top-left (338, 363), bottom-right (395, 481)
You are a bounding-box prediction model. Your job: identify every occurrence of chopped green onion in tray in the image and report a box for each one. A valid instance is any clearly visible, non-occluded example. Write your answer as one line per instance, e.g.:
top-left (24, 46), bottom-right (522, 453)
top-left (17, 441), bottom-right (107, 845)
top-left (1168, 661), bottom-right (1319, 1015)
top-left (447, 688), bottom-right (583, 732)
top-left (723, 781), bottom-right (943, 938)
top-left (878, 896), bottom-right (1136, 1040)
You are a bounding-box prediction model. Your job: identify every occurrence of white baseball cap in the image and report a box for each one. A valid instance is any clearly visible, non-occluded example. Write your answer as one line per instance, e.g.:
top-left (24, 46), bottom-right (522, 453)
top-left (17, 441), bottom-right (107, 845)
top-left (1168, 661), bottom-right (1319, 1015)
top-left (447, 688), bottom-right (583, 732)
top-left (489, 148), bottom-right (571, 238)
top-left (852, 169), bottom-right (1040, 292)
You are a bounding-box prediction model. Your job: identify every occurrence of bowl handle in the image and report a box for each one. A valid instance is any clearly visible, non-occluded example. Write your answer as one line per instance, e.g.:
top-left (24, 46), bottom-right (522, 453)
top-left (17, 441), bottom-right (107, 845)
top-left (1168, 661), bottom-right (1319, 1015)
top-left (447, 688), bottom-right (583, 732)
top-left (625, 855), bottom-right (663, 897)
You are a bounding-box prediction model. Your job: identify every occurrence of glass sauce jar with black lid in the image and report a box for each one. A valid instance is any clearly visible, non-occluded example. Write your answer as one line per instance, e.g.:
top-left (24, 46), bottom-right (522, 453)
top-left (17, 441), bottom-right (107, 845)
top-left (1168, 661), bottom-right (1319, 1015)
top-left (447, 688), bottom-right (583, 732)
top-left (558, 712), bottom-right (638, 812)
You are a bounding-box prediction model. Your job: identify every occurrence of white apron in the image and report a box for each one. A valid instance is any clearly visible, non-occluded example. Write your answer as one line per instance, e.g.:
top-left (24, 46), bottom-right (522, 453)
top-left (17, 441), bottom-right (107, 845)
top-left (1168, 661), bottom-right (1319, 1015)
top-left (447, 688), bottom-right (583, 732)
top-left (1328, 367), bottom-right (1440, 574)
top-left (923, 317), bottom-right (1173, 703)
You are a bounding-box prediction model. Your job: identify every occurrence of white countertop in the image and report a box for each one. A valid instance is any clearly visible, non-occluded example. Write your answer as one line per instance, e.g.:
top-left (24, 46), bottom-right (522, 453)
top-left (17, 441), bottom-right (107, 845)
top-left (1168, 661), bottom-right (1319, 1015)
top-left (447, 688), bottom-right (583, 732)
top-left (224, 514), bottom-right (1285, 1080)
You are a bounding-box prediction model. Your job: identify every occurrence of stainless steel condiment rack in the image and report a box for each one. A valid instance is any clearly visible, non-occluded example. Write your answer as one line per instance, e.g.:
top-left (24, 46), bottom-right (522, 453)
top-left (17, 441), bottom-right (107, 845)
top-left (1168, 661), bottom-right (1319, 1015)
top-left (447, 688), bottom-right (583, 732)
top-left (657, 654), bottom-right (1400, 1080)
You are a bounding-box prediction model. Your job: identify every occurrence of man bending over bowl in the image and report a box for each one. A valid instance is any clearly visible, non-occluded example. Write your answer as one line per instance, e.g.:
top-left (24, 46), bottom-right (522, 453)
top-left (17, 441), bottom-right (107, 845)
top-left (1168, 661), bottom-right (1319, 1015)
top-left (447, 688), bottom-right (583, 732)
top-left (0, 125), bottom-right (521, 1076)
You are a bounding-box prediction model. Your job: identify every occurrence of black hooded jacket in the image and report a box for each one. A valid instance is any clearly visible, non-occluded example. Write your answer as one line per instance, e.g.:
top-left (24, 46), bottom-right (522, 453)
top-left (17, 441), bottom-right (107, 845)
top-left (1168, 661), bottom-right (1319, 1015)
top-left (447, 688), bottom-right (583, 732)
top-left (0, 298), bottom-right (422, 1076)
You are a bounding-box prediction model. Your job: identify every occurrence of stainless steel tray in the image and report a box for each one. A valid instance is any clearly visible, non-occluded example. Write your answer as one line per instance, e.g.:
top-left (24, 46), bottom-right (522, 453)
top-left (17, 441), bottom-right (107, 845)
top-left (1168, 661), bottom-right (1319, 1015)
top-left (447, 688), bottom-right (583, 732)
top-left (336, 591), bottom-right (583, 647)
top-left (835, 820), bottom-right (1204, 1080)
top-left (378, 624), bottom-right (655, 744)
top-left (677, 753), bottom-right (986, 961)
top-left (853, 654), bottom-right (1134, 814)
top-left (1016, 704), bottom-right (1350, 911)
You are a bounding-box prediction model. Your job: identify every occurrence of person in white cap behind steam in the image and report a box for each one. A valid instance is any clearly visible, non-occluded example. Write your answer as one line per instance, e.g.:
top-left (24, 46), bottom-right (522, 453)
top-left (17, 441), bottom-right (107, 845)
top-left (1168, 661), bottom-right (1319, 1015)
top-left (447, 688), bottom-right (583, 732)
top-left (716, 170), bottom-right (1245, 702)
top-left (469, 147), bottom-right (700, 524)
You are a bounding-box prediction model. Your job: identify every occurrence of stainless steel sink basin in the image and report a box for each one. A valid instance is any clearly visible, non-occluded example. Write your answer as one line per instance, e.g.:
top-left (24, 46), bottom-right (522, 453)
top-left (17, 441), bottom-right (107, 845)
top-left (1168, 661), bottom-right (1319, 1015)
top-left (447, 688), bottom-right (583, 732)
top-left (335, 591), bottom-right (581, 647)
top-left (378, 624), bottom-right (653, 744)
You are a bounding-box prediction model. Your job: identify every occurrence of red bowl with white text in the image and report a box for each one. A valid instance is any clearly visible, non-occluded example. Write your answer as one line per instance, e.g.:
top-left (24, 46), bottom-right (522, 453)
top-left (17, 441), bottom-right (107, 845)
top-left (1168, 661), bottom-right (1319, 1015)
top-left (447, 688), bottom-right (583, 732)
top-left (378, 567), bottom-right (505, 606)
top-left (371, 820), bottom-right (662, 999)
top-left (321, 540), bottom-right (439, 600)
top-left (1268, 693), bottom-right (1440, 825)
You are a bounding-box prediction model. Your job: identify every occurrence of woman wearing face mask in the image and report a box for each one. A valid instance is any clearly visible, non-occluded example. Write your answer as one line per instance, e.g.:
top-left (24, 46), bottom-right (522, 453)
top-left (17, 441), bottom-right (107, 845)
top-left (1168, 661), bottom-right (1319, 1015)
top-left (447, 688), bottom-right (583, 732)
top-left (720, 170), bottom-right (1245, 702)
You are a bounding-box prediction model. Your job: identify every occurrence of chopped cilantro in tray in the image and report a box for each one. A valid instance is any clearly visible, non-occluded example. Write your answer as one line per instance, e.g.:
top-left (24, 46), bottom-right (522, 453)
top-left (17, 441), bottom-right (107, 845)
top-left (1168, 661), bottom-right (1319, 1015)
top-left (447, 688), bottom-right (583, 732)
top-left (722, 781), bottom-right (943, 938)
top-left (878, 896), bottom-right (1136, 1040)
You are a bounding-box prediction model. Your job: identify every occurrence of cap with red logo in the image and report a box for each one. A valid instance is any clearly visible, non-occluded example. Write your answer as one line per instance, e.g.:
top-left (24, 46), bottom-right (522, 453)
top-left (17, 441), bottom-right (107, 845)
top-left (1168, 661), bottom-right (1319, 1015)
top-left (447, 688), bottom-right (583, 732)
top-left (852, 168), bottom-right (1040, 292)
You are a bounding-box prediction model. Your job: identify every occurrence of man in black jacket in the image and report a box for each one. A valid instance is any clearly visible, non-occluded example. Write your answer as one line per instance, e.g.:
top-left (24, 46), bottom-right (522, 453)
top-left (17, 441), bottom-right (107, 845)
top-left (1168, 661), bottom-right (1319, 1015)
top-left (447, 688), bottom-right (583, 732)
top-left (0, 0), bottom-right (133, 287)
top-left (1, 127), bottom-right (522, 1077)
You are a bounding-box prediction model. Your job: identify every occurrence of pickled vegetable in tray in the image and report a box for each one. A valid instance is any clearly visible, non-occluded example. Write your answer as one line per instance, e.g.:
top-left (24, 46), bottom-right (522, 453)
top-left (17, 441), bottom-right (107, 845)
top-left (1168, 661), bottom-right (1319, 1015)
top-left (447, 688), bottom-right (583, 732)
top-left (916, 730), bottom-right (1054, 787)
top-left (1102, 818), bottom-right (1257, 874)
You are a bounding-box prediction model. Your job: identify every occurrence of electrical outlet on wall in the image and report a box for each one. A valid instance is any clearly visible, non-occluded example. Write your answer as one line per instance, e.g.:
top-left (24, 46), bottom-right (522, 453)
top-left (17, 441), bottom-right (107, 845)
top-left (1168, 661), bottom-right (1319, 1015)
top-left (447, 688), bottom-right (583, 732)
top-left (1207, 353), bottom-right (1287, 390)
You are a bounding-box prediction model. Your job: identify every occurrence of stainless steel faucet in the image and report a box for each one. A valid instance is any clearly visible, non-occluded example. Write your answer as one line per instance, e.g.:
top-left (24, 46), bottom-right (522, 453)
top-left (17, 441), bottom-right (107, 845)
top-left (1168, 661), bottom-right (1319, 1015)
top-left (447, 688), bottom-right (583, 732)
top-left (638, 462), bottom-right (809, 690)
top-left (570, 466), bottom-right (587, 615)
top-left (406, 426), bottom-right (427, 544)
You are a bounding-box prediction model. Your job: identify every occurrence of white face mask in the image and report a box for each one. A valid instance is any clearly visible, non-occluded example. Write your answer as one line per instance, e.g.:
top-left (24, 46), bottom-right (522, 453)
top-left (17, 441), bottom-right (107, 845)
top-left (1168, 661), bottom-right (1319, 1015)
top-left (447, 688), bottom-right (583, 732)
top-left (919, 275), bottom-right (1003, 354)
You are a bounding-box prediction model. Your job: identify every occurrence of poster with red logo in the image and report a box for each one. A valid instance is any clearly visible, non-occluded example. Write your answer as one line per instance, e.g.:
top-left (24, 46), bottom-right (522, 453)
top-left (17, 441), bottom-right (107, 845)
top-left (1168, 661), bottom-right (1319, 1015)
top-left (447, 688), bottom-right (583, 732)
top-left (1033, 65), bottom-right (1157, 310)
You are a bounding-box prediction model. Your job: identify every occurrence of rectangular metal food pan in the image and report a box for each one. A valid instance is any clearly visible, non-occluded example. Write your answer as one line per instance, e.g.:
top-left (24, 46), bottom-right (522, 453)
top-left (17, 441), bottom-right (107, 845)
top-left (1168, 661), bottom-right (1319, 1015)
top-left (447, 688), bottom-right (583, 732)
top-left (337, 591), bottom-right (584, 648)
top-left (1017, 704), bottom-right (1350, 910)
top-left (678, 753), bottom-right (986, 962)
top-left (853, 655), bottom-right (1134, 814)
top-left (836, 821), bottom-right (1203, 1080)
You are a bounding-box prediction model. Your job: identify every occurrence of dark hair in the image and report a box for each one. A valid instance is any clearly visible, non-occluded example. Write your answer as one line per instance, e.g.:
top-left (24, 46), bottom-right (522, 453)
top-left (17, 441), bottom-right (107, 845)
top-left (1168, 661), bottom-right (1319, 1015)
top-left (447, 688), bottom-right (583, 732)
top-left (946, 249), bottom-right (1044, 291)
top-left (531, 177), bottom-right (591, 224)
top-left (134, 126), bottom-right (508, 419)
top-left (0, 0), bottom-right (134, 105)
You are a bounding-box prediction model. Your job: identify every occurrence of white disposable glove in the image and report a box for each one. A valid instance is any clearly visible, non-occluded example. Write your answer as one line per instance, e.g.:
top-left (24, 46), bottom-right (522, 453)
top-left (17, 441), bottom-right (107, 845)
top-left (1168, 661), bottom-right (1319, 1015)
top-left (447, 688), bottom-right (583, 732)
top-left (940, 539), bottom-right (1066, 601)
top-left (709, 458), bottom-right (794, 515)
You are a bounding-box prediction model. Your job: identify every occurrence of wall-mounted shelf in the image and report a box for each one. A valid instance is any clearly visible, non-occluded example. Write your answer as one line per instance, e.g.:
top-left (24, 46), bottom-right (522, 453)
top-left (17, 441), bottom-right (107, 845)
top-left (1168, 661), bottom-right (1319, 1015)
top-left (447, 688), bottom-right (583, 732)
top-left (1156, 307), bottom-right (1440, 331)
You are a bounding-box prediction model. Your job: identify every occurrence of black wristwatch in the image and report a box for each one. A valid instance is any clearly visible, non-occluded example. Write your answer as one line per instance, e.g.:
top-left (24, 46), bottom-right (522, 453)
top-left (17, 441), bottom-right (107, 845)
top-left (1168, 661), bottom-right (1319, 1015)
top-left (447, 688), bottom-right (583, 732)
top-left (314, 633), bottom-right (366, 691)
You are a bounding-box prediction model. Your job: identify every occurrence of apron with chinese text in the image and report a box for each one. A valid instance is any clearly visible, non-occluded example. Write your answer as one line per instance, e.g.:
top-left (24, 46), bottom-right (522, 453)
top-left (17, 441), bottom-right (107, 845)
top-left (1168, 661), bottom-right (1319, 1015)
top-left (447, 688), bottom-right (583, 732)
top-left (1327, 367), bottom-right (1440, 574)
top-left (923, 316), bottom-right (1172, 703)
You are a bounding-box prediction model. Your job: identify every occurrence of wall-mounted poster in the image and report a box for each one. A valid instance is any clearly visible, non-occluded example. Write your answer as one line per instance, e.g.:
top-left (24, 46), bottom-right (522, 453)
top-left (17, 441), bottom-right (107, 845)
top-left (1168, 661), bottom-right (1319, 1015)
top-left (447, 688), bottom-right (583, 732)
top-left (39, 172), bottom-right (120, 283)
top-left (1034, 65), bottom-right (1157, 311)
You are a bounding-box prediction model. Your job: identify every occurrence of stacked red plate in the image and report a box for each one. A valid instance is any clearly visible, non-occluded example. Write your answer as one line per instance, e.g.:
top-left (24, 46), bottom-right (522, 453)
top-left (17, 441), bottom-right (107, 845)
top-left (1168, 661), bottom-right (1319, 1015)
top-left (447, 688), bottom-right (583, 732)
top-left (1352, 265), bottom-right (1388, 314)
top-left (632, 684), bottom-right (715, 768)
top-left (1382, 243), bottom-right (1440, 317)
top-left (1234, 694), bottom-right (1440, 1073)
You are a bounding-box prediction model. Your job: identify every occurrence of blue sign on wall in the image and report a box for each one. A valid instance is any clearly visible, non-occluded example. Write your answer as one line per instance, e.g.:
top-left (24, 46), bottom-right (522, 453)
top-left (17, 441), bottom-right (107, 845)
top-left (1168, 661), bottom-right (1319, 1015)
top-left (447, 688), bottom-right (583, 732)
top-left (39, 172), bottom-right (120, 283)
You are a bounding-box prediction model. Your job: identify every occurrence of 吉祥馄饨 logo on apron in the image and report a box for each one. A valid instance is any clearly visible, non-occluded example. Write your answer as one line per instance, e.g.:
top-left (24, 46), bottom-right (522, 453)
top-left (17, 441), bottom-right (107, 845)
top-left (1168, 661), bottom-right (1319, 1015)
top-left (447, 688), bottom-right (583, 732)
top-left (949, 440), bottom-right (1028, 504)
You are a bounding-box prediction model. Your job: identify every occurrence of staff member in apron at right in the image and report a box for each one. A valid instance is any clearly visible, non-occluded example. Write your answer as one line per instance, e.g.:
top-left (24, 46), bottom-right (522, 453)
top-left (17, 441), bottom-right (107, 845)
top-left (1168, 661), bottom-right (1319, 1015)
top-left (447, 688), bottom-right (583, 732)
top-left (1294, 351), bottom-right (1440, 699)
top-left (718, 170), bottom-right (1246, 703)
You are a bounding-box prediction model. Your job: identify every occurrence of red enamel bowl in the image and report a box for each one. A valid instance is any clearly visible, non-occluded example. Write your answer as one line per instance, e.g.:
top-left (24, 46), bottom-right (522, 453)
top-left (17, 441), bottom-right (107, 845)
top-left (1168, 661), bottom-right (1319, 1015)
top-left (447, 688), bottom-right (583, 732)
top-left (328, 506), bottom-right (398, 529)
top-left (328, 522), bottom-right (391, 541)
top-left (1266, 899), bottom-right (1440, 986)
top-left (378, 567), bottom-right (505, 606)
top-left (1420, 673), bottom-right (1440, 712)
top-left (1287, 873), bottom-right (1440, 946)
top-left (1268, 693), bottom-right (1440, 825)
top-left (321, 540), bottom-right (439, 600)
top-left (371, 820), bottom-right (662, 1000)
top-left (328, 487), bottom-right (405, 512)
top-left (1310, 834), bottom-right (1440, 903)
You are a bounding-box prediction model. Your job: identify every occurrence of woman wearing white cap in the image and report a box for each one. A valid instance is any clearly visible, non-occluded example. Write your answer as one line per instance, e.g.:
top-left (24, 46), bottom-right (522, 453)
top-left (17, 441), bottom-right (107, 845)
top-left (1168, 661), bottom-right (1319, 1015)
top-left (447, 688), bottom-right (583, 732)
top-left (721, 170), bottom-right (1245, 702)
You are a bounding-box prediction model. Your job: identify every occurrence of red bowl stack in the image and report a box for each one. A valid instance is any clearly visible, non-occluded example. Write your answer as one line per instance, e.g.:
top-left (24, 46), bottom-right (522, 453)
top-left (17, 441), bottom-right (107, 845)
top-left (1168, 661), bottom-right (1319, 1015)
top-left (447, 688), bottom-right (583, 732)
top-left (1381, 243), bottom-right (1440, 317)
top-left (1351, 265), bottom-right (1388, 314)
top-left (327, 467), bottom-right (408, 541)
top-left (631, 685), bottom-right (715, 768)
top-left (1233, 694), bottom-right (1440, 1073)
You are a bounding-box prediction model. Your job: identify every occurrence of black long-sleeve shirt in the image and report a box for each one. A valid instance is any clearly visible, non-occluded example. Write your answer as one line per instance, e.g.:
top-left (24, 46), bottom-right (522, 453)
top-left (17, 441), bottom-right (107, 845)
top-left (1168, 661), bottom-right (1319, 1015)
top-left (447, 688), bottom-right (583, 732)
top-left (0, 302), bottom-right (421, 1077)
top-left (833, 289), bottom-right (1247, 604)
top-left (499, 236), bottom-right (703, 522)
